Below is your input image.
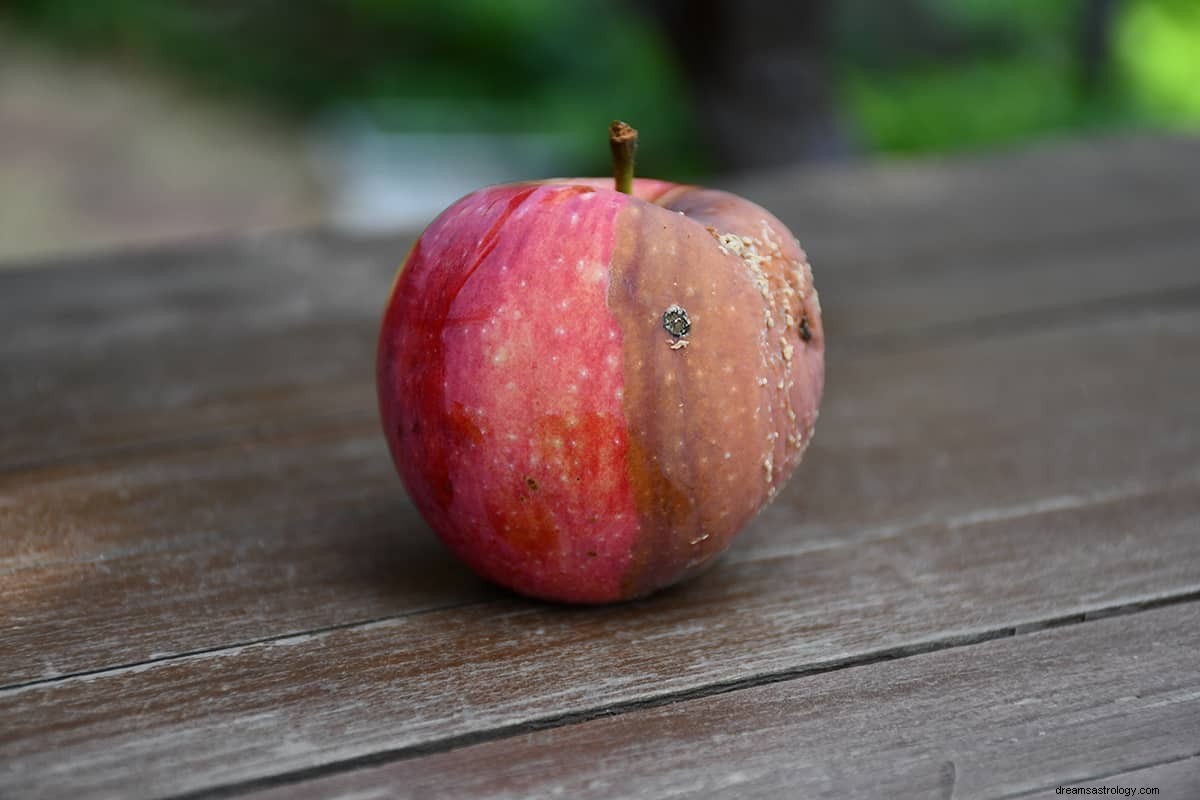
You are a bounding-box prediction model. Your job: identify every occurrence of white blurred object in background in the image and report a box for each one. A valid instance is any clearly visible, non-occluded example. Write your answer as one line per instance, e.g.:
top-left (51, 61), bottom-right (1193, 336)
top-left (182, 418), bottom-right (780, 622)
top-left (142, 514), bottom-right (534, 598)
top-left (309, 112), bottom-right (573, 234)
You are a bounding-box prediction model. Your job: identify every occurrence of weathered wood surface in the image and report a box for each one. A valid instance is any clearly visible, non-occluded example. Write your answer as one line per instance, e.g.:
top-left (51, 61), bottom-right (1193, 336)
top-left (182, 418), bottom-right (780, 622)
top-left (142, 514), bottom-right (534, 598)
top-left (4, 478), bottom-right (1199, 797)
top-left (243, 603), bottom-right (1200, 800)
top-left (2, 135), bottom-right (1199, 799)
top-left (0, 234), bottom-right (397, 470)
top-left (730, 134), bottom-right (1200, 269)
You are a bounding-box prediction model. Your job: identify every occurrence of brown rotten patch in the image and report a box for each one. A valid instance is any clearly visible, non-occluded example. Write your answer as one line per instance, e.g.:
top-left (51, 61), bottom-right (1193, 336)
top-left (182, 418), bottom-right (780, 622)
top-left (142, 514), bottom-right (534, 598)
top-left (608, 187), bottom-right (824, 597)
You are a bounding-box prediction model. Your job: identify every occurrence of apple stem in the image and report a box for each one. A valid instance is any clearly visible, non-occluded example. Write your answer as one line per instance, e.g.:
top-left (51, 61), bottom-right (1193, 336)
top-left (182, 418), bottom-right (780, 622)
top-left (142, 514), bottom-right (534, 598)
top-left (609, 121), bottom-right (638, 195)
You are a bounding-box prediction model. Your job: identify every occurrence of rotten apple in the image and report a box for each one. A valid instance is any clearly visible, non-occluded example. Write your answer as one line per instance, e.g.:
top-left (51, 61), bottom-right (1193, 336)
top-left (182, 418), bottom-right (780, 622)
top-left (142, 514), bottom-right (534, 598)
top-left (377, 122), bottom-right (824, 603)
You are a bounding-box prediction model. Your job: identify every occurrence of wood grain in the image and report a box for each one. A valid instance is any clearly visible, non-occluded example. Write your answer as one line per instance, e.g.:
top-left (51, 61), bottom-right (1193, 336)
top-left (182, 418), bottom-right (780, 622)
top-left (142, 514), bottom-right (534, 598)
top-left (240, 602), bottom-right (1200, 800)
top-left (825, 227), bottom-right (1200, 343)
top-left (0, 417), bottom-right (498, 688)
top-left (0, 233), bottom-right (400, 469)
top-left (4, 306), bottom-right (1199, 687)
top-left (0, 233), bottom-right (398, 359)
top-left (3, 475), bottom-right (1199, 797)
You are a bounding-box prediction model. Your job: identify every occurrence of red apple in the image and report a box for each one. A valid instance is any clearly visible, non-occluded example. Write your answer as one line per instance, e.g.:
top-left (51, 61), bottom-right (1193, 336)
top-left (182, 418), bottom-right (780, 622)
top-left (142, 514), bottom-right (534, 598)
top-left (377, 124), bottom-right (824, 603)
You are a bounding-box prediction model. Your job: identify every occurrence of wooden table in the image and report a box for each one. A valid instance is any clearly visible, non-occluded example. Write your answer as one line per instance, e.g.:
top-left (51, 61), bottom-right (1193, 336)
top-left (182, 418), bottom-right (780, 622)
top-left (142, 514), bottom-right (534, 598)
top-left (3, 135), bottom-right (1199, 799)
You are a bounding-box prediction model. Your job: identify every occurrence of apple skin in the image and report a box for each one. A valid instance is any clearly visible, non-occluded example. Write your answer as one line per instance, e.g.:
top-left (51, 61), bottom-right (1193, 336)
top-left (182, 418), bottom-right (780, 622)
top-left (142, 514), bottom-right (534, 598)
top-left (377, 177), bottom-right (823, 603)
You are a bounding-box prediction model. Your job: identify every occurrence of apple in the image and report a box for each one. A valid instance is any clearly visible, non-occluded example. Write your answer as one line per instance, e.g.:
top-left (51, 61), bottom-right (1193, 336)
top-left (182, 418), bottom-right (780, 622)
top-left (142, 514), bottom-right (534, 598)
top-left (377, 123), bottom-right (824, 603)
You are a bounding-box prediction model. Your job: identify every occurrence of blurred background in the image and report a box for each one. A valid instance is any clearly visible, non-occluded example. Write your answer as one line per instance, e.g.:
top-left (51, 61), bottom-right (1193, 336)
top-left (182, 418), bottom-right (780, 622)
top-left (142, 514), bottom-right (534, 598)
top-left (2, 0), bottom-right (1198, 261)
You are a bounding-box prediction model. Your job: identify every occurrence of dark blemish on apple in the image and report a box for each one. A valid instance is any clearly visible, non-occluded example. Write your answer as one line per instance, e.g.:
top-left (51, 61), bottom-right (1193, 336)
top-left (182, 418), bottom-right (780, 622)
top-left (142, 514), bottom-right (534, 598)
top-left (799, 315), bottom-right (812, 342)
top-left (586, 550), bottom-right (598, 558)
top-left (662, 304), bottom-right (691, 338)
top-left (526, 476), bottom-right (539, 491)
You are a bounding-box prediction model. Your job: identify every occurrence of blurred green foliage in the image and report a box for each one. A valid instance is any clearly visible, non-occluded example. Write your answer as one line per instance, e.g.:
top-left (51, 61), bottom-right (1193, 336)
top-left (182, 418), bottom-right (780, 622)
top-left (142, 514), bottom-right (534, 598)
top-left (4, 0), bottom-right (1199, 169)
top-left (2, 0), bottom-right (700, 176)
top-left (1118, 0), bottom-right (1200, 121)
top-left (838, 0), bottom-right (1200, 155)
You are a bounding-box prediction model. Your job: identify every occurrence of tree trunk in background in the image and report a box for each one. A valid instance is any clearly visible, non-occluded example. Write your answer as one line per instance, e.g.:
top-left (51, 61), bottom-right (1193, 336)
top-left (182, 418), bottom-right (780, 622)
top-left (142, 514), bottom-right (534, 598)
top-left (1078, 0), bottom-right (1118, 97)
top-left (637, 0), bottom-right (851, 171)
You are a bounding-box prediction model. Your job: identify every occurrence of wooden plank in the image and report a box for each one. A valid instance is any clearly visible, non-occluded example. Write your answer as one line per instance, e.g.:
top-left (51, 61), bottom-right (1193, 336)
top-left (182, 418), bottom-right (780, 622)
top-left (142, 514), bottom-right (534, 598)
top-left (729, 133), bottom-right (1200, 271)
top-left (0, 416), bottom-right (498, 688)
top-left (742, 302), bottom-right (1200, 556)
top-left (4, 138), bottom-right (1200, 469)
top-left (0, 232), bottom-right (399, 359)
top-left (239, 602), bottom-right (1200, 800)
top-left (0, 323), bottom-right (370, 473)
top-left (3, 474), bottom-right (1199, 798)
top-left (4, 305), bottom-right (1199, 686)
top-left (824, 228), bottom-right (1200, 341)
top-left (0, 233), bottom-right (401, 469)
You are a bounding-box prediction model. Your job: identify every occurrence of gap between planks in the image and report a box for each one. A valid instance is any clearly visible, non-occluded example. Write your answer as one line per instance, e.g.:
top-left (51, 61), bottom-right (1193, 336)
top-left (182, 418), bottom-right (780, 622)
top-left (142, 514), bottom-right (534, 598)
top-left (9, 465), bottom-right (1200, 695)
top-left (169, 591), bottom-right (1200, 800)
top-left (226, 602), bottom-right (1200, 800)
top-left (0, 599), bottom-right (488, 695)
